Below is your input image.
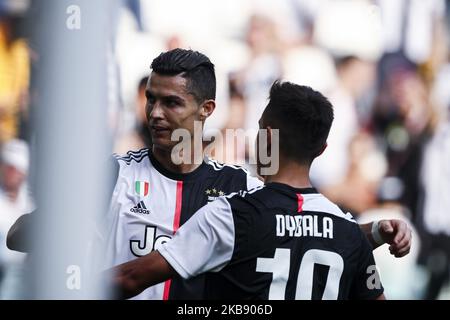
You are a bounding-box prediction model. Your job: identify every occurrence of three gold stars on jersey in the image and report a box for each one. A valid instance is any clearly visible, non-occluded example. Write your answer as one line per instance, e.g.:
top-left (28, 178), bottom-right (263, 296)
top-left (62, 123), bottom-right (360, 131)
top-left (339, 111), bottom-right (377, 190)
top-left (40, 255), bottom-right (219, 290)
top-left (205, 188), bottom-right (225, 202)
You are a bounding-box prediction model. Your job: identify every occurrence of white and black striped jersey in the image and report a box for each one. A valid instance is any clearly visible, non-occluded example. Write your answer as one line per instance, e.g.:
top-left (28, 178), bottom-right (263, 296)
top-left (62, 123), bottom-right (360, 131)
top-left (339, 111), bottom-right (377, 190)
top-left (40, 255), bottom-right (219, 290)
top-left (102, 148), bottom-right (262, 300)
top-left (159, 182), bottom-right (384, 300)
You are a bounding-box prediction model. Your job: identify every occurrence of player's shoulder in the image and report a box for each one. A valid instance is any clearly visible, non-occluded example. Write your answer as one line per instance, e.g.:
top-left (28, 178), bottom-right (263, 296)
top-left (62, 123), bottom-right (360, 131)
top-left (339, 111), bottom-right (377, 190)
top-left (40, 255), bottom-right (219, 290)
top-left (221, 183), bottom-right (266, 211)
top-left (205, 158), bottom-right (249, 175)
top-left (112, 148), bottom-right (149, 166)
top-left (303, 193), bottom-right (365, 245)
top-left (205, 157), bottom-right (263, 190)
top-left (226, 183), bottom-right (266, 199)
top-left (302, 193), bottom-right (357, 224)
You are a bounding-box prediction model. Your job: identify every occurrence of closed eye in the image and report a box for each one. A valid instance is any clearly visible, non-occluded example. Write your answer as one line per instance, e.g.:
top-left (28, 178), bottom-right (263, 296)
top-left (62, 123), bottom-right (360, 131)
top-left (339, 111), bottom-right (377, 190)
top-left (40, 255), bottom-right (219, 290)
top-left (145, 91), bottom-right (156, 104)
top-left (163, 96), bottom-right (183, 107)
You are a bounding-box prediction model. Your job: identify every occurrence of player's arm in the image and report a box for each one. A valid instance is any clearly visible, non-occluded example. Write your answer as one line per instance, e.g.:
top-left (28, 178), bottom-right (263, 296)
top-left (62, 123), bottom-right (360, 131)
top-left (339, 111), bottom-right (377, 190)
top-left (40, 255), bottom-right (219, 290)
top-left (111, 197), bottom-right (235, 299)
top-left (111, 251), bottom-right (176, 299)
top-left (359, 219), bottom-right (411, 257)
top-left (351, 224), bottom-right (385, 300)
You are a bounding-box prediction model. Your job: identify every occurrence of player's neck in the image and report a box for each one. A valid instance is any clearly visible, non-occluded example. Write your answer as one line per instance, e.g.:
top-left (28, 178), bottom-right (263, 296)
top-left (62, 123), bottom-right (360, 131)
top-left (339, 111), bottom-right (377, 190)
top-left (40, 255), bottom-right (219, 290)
top-left (264, 159), bottom-right (312, 189)
top-left (152, 145), bottom-right (203, 174)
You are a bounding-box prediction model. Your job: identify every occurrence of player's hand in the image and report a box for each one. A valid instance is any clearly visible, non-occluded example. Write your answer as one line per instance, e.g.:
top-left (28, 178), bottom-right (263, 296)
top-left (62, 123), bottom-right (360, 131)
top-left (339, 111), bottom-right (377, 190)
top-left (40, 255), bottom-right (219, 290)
top-left (378, 219), bottom-right (412, 258)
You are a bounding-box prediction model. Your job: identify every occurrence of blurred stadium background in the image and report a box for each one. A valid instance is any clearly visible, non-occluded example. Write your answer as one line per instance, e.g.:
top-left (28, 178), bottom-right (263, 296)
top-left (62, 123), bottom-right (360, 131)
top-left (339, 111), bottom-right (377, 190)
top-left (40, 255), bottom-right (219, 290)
top-left (0, 0), bottom-right (449, 299)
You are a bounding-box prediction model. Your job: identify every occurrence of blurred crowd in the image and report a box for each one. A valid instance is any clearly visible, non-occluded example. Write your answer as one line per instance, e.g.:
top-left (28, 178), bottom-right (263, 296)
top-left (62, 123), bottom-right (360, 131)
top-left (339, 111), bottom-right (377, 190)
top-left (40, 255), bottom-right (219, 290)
top-left (1, 0), bottom-right (450, 299)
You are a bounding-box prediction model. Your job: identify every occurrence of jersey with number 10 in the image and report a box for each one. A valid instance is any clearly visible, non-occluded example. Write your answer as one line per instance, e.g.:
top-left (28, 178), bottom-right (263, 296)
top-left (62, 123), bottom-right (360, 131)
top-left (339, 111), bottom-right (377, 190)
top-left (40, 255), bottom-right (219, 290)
top-left (159, 182), bottom-right (384, 299)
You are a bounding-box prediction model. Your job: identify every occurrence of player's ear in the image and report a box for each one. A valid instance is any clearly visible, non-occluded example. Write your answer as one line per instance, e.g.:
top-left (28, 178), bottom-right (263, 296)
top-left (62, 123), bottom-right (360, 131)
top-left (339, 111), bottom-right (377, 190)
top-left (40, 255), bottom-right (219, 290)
top-left (199, 100), bottom-right (215, 121)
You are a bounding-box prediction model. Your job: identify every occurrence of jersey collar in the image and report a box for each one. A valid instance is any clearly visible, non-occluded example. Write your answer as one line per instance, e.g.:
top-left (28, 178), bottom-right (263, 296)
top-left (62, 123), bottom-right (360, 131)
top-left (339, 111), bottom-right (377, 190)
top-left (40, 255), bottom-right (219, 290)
top-left (148, 149), bottom-right (209, 181)
top-left (266, 182), bottom-right (318, 194)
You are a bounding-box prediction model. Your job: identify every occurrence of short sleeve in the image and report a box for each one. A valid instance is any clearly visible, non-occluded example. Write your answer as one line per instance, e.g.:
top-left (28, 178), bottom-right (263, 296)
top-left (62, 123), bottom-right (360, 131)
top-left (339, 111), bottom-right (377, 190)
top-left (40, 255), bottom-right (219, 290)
top-left (350, 228), bottom-right (384, 299)
top-left (158, 197), bottom-right (235, 279)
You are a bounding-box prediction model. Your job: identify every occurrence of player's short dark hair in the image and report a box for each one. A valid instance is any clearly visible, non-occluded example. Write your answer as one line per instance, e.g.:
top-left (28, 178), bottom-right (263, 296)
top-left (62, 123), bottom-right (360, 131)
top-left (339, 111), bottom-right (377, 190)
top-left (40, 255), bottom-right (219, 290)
top-left (150, 48), bottom-right (216, 104)
top-left (262, 81), bottom-right (334, 165)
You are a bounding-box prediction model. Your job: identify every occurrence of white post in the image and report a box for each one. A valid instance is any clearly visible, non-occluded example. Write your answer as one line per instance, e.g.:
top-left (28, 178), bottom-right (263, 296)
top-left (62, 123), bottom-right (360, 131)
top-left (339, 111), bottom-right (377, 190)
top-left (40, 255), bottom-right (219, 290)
top-left (28, 0), bottom-right (118, 299)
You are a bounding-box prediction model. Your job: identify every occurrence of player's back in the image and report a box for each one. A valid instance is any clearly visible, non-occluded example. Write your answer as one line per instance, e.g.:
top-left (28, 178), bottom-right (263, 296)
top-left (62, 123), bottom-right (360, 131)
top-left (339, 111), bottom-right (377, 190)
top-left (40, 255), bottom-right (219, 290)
top-left (205, 182), bottom-right (383, 300)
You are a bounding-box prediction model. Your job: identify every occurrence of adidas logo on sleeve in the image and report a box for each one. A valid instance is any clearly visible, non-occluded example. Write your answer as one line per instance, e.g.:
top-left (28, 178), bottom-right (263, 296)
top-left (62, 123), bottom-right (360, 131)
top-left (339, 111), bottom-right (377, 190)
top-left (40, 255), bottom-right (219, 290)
top-left (130, 201), bottom-right (150, 214)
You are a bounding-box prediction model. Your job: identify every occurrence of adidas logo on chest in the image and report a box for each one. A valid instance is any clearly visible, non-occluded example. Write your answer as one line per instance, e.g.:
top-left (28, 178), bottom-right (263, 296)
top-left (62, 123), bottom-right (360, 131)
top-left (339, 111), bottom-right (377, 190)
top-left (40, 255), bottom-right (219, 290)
top-left (130, 201), bottom-right (150, 214)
